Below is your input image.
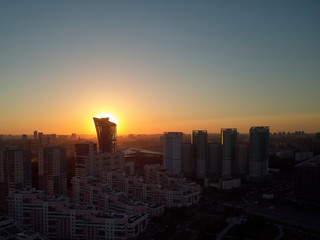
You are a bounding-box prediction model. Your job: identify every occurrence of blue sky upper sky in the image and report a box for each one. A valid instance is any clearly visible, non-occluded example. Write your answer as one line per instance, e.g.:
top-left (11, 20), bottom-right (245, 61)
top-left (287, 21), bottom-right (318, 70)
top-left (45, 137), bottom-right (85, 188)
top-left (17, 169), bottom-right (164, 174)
top-left (0, 1), bottom-right (319, 134)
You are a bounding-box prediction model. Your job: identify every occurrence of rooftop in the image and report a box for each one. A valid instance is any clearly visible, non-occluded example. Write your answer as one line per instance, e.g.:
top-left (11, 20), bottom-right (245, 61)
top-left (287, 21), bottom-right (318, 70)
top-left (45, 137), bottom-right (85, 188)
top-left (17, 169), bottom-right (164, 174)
top-left (296, 155), bottom-right (320, 167)
top-left (123, 148), bottom-right (163, 156)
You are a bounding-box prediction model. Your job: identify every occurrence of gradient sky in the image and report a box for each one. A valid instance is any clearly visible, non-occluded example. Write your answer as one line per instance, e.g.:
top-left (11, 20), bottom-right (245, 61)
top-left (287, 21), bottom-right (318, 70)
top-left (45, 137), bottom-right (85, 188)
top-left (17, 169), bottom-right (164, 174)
top-left (0, 1), bottom-right (319, 135)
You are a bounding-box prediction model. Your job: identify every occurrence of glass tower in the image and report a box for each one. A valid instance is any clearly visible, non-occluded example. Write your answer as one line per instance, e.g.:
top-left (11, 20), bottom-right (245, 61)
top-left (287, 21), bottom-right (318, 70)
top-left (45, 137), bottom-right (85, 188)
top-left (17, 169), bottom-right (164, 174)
top-left (249, 126), bottom-right (269, 179)
top-left (93, 117), bottom-right (117, 153)
top-left (192, 130), bottom-right (208, 179)
top-left (221, 128), bottom-right (238, 178)
top-left (163, 132), bottom-right (183, 173)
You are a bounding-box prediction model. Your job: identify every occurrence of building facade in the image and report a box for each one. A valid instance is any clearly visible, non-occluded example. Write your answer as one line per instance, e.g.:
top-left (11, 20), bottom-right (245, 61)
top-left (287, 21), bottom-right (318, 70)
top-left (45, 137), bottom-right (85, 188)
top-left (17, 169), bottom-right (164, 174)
top-left (294, 155), bottom-right (320, 201)
top-left (221, 128), bottom-right (238, 179)
top-left (192, 130), bottom-right (208, 179)
top-left (72, 176), bottom-right (148, 215)
top-left (0, 146), bottom-right (31, 212)
top-left (38, 145), bottom-right (67, 196)
top-left (181, 143), bottom-right (193, 177)
top-left (75, 142), bottom-right (97, 177)
top-left (0, 212), bottom-right (47, 240)
top-left (96, 151), bottom-right (125, 178)
top-left (7, 189), bottom-right (148, 240)
top-left (208, 143), bottom-right (220, 178)
top-left (102, 165), bottom-right (201, 208)
top-left (249, 126), bottom-right (269, 180)
top-left (236, 143), bottom-right (248, 177)
top-left (163, 132), bottom-right (183, 174)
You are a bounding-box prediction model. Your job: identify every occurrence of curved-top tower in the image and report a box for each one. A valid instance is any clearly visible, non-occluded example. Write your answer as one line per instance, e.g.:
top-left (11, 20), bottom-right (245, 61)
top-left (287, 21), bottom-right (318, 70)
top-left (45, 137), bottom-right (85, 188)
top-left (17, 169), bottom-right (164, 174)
top-left (93, 117), bottom-right (117, 153)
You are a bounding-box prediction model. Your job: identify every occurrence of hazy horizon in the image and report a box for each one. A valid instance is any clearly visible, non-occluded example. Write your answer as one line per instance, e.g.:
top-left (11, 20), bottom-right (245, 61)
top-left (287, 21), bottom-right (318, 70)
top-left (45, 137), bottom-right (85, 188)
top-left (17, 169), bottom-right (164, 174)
top-left (1, 1), bottom-right (319, 134)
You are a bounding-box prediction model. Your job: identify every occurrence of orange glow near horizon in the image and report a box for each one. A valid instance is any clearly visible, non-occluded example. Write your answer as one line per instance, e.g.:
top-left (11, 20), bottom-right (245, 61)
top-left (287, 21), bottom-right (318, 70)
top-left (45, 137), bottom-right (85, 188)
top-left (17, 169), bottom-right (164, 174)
top-left (0, 108), bottom-right (319, 136)
top-left (88, 111), bottom-right (123, 135)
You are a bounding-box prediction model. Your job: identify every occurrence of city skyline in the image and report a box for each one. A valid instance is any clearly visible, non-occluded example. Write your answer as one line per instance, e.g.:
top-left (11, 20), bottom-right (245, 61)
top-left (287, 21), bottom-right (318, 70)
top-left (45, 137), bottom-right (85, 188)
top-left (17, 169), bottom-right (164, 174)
top-left (0, 1), bottom-right (319, 134)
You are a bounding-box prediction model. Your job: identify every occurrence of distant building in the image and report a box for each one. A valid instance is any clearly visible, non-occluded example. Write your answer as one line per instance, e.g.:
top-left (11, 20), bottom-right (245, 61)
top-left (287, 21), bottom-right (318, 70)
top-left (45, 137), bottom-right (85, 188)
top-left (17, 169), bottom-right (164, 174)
top-left (0, 146), bottom-right (31, 212)
top-left (294, 155), bottom-right (320, 201)
top-left (75, 142), bottom-right (97, 177)
top-left (221, 128), bottom-right (237, 179)
top-left (22, 134), bottom-right (28, 141)
top-left (192, 130), bottom-right (208, 179)
top-left (163, 132), bottom-right (183, 174)
top-left (33, 130), bottom-right (38, 140)
top-left (38, 145), bottom-right (67, 196)
top-left (38, 133), bottom-right (50, 146)
top-left (93, 117), bottom-right (117, 153)
top-left (249, 126), bottom-right (269, 180)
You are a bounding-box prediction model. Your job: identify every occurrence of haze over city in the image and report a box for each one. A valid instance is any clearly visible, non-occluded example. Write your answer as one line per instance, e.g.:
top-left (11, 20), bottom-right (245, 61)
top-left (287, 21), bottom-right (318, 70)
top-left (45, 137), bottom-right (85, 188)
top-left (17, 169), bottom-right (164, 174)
top-left (1, 2), bottom-right (320, 240)
top-left (1, 1), bottom-right (319, 135)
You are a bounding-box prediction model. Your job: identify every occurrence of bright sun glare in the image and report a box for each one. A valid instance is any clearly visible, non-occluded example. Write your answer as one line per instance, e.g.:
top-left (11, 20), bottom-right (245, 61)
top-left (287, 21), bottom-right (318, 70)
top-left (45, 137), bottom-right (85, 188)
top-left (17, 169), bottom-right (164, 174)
top-left (95, 112), bottom-right (118, 124)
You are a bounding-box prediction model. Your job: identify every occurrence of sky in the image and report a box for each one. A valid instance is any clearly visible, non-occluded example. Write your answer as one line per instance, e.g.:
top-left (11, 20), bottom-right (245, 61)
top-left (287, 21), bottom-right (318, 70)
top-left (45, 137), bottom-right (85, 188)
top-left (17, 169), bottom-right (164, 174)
top-left (0, 0), bottom-right (319, 135)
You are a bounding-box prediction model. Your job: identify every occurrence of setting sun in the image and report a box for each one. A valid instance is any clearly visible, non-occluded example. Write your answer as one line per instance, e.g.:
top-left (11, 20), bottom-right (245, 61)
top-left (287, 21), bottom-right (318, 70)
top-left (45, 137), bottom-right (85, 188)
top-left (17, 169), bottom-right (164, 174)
top-left (95, 112), bottom-right (118, 125)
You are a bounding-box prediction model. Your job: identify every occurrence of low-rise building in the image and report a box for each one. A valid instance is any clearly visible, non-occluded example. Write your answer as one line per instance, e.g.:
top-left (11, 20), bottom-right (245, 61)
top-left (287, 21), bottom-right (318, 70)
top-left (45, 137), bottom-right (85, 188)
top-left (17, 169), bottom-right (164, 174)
top-left (7, 188), bottom-right (148, 240)
top-left (102, 164), bottom-right (201, 208)
top-left (0, 212), bottom-right (47, 240)
top-left (72, 176), bottom-right (148, 215)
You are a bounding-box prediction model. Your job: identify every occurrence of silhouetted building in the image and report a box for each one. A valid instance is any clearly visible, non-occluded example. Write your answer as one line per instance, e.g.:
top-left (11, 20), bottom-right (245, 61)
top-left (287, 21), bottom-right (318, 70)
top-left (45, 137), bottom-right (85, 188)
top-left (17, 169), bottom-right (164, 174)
top-left (163, 132), bottom-right (183, 173)
top-left (192, 130), bottom-right (208, 179)
top-left (237, 143), bottom-right (248, 177)
top-left (0, 146), bottom-right (31, 212)
top-left (22, 134), bottom-right (28, 141)
top-left (75, 142), bottom-right (97, 177)
top-left (181, 143), bottom-right (193, 176)
top-left (38, 132), bottom-right (50, 146)
top-left (316, 132), bottom-right (320, 141)
top-left (39, 145), bottom-right (67, 196)
top-left (93, 117), bottom-right (117, 153)
top-left (249, 126), bottom-right (269, 180)
top-left (72, 176), bottom-right (148, 215)
top-left (221, 128), bottom-right (237, 178)
top-left (96, 151), bottom-right (125, 178)
top-left (102, 166), bottom-right (201, 208)
top-left (124, 148), bottom-right (163, 175)
top-left (208, 143), bottom-right (220, 178)
top-left (294, 155), bottom-right (320, 201)
top-left (7, 189), bottom-right (147, 240)
top-left (0, 212), bottom-right (46, 240)
top-left (34, 130), bottom-right (38, 140)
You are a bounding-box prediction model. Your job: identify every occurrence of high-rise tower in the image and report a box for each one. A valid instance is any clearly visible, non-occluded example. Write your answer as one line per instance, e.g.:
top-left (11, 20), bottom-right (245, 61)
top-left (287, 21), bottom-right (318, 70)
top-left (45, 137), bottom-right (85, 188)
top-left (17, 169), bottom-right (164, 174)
top-left (93, 117), bottom-right (117, 153)
top-left (38, 145), bottom-right (67, 196)
top-left (221, 128), bottom-right (238, 179)
top-left (249, 126), bottom-right (269, 180)
top-left (0, 146), bottom-right (32, 212)
top-left (75, 142), bottom-right (97, 177)
top-left (192, 130), bottom-right (208, 179)
top-left (208, 143), bottom-right (220, 178)
top-left (163, 132), bottom-right (183, 173)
